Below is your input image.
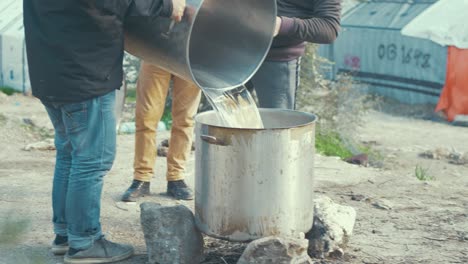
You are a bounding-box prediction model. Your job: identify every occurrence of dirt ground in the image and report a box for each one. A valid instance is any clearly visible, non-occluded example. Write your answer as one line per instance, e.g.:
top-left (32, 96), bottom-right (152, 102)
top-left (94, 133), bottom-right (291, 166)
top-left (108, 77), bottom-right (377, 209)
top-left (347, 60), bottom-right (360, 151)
top-left (0, 93), bottom-right (467, 264)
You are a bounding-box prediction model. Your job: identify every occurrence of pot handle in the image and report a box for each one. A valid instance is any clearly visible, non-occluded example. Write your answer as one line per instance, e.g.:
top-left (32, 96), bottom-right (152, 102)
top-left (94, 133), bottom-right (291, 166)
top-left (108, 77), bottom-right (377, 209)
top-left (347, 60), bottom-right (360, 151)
top-left (200, 135), bottom-right (227, 146)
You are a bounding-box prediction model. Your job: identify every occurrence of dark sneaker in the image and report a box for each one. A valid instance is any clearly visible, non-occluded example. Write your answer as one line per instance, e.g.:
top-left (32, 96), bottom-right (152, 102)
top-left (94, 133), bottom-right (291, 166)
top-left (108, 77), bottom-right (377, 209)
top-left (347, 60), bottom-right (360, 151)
top-left (51, 235), bottom-right (69, 255)
top-left (167, 180), bottom-right (194, 200)
top-left (121, 180), bottom-right (150, 202)
top-left (64, 238), bottom-right (134, 264)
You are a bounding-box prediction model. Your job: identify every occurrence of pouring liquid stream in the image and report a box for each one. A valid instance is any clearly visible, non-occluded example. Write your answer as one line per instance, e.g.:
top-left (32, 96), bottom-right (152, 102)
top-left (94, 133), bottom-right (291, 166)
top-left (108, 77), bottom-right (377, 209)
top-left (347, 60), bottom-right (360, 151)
top-left (202, 85), bottom-right (264, 129)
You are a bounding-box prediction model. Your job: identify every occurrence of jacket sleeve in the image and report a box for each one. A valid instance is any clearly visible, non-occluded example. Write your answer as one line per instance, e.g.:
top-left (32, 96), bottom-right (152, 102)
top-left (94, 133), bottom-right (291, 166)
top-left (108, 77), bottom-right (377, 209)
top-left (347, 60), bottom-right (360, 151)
top-left (127, 0), bottom-right (173, 17)
top-left (277, 0), bottom-right (341, 44)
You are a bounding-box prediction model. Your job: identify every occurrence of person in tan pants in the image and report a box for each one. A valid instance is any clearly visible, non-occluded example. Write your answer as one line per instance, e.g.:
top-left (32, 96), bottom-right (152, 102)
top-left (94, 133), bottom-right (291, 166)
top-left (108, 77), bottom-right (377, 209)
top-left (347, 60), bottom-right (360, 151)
top-left (122, 62), bottom-right (201, 201)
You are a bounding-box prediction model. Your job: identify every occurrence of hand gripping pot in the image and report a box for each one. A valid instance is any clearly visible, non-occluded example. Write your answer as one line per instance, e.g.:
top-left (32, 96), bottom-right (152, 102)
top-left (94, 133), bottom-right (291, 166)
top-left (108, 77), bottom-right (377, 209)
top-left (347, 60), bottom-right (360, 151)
top-left (124, 0), bottom-right (277, 90)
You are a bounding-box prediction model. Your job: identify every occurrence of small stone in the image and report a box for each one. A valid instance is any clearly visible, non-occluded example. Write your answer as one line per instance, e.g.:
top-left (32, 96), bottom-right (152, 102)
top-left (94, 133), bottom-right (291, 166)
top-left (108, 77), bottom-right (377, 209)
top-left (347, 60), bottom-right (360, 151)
top-left (328, 248), bottom-right (344, 258)
top-left (448, 152), bottom-right (468, 165)
top-left (371, 199), bottom-right (393, 210)
top-left (22, 118), bottom-right (36, 127)
top-left (160, 139), bottom-right (170, 147)
top-left (420, 148), bottom-right (450, 160)
top-left (23, 139), bottom-right (55, 151)
top-left (140, 203), bottom-right (204, 264)
top-left (351, 194), bottom-right (366, 201)
top-left (344, 153), bottom-right (368, 166)
top-left (157, 146), bottom-right (169, 157)
top-left (306, 196), bottom-right (356, 258)
top-left (238, 236), bottom-right (312, 264)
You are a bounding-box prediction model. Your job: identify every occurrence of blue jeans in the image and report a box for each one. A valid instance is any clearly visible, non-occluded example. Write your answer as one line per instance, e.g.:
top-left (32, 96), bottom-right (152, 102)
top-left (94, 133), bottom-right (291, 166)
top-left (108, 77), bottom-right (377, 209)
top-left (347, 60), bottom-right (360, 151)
top-left (250, 58), bottom-right (301, 110)
top-left (43, 91), bottom-right (116, 250)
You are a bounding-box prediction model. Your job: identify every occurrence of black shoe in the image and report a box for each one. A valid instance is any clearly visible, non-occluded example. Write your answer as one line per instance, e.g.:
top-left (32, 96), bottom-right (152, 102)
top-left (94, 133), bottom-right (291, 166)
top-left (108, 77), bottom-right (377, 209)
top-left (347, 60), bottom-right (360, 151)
top-left (64, 237), bottom-right (134, 264)
top-left (121, 180), bottom-right (150, 202)
top-left (51, 235), bottom-right (69, 255)
top-left (167, 180), bottom-right (194, 200)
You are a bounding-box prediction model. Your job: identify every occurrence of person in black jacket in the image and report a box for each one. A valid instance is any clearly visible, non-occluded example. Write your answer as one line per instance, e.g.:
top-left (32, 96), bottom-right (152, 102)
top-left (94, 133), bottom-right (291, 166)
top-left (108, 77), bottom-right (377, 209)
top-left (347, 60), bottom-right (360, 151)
top-left (23, 0), bottom-right (185, 263)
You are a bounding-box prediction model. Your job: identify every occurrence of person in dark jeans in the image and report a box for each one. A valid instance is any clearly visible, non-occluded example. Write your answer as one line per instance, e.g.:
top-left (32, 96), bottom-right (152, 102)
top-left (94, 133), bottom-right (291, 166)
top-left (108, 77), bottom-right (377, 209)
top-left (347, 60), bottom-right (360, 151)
top-left (23, 0), bottom-right (186, 263)
top-left (249, 0), bottom-right (342, 110)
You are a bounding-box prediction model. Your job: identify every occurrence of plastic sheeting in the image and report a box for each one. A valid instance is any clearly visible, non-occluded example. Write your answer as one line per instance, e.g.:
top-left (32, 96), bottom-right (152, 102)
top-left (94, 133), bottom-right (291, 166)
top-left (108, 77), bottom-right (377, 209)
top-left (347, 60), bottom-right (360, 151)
top-left (435, 47), bottom-right (468, 121)
top-left (402, 0), bottom-right (468, 49)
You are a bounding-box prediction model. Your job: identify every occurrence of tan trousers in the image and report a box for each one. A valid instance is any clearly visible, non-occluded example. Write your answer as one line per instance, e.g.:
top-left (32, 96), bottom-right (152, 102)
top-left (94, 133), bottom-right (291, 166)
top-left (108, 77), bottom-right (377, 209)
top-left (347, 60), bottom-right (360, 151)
top-left (134, 62), bottom-right (201, 182)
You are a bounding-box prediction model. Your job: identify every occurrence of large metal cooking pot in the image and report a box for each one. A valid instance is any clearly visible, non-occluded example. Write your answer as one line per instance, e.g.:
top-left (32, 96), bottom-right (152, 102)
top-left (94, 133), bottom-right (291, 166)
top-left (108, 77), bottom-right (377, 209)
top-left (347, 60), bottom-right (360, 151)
top-left (194, 109), bottom-right (317, 241)
top-left (124, 0), bottom-right (276, 90)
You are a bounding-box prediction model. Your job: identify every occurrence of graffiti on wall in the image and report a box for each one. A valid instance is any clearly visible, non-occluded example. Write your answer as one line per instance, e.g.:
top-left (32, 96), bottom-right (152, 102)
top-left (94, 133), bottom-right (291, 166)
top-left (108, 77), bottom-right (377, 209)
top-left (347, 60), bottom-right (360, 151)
top-left (377, 43), bottom-right (431, 69)
top-left (344, 55), bottom-right (361, 70)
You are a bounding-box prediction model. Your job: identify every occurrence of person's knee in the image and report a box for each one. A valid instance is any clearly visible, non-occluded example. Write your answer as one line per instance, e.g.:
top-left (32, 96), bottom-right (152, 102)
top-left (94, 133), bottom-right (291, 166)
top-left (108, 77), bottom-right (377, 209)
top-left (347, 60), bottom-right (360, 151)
top-left (172, 117), bottom-right (195, 129)
top-left (135, 114), bottom-right (161, 130)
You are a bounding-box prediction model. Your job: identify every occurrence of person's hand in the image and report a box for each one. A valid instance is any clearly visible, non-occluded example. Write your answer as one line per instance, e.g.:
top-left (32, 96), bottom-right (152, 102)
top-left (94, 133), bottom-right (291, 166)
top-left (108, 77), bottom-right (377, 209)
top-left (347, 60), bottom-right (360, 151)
top-left (184, 6), bottom-right (196, 23)
top-left (171, 0), bottom-right (186, 22)
top-left (274, 17), bottom-right (282, 37)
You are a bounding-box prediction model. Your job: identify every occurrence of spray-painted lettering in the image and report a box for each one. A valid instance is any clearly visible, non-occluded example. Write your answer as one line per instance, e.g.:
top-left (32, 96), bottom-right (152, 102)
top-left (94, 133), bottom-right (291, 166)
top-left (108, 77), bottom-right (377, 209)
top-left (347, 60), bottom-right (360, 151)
top-left (377, 44), bottom-right (431, 69)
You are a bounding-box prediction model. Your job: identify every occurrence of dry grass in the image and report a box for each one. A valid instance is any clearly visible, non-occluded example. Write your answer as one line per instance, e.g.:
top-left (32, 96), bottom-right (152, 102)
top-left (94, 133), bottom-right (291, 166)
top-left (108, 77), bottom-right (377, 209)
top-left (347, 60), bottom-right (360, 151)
top-left (297, 45), bottom-right (374, 140)
top-left (297, 45), bottom-right (379, 160)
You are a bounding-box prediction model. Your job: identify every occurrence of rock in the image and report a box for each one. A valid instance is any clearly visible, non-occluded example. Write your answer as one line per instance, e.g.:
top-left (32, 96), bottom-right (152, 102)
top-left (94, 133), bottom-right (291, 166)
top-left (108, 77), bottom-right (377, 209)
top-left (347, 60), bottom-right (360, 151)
top-left (140, 203), bottom-right (204, 264)
top-left (371, 198), bottom-right (393, 210)
top-left (157, 146), bottom-right (169, 157)
top-left (238, 236), bottom-right (312, 264)
top-left (420, 148), bottom-right (467, 165)
top-left (344, 153), bottom-right (368, 166)
top-left (23, 139), bottom-right (55, 151)
top-left (448, 152), bottom-right (468, 165)
top-left (23, 118), bottom-right (36, 127)
top-left (420, 148), bottom-right (450, 160)
top-left (350, 194), bottom-right (367, 202)
top-left (161, 139), bottom-right (170, 147)
top-left (306, 196), bottom-right (356, 258)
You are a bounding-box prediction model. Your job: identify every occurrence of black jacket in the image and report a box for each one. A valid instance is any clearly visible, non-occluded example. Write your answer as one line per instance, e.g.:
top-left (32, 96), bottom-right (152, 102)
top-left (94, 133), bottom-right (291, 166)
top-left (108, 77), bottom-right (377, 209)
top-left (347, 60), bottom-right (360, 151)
top-left (24, 0), bottom-right (172, 103)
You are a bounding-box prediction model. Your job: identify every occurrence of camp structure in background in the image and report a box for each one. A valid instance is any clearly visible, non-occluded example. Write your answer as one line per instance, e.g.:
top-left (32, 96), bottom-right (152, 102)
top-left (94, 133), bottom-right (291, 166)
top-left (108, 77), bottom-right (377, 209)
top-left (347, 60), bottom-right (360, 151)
top-left (0, 0), bottom-right (29, 93)
top-left (402, 0), bottom-right (468, 122)
top-left (319, 0), bottom-right (468, 123)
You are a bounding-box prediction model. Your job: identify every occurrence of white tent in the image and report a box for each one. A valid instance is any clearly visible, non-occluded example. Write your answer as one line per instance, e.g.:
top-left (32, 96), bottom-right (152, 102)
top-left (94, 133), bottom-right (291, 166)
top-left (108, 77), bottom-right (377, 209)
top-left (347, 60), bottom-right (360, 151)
top-left (0, 0), bottom-right (29, 93)
top-left (402, 0), bottom-right (468, 49)
top-left (402, 0), bottom-right (468, 123)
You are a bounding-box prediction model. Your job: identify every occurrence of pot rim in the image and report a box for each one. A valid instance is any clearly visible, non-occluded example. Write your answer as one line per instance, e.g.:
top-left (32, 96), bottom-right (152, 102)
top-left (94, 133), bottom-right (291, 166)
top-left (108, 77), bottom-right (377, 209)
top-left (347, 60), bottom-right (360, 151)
top-left (194, 108), bottom-right (318, 131)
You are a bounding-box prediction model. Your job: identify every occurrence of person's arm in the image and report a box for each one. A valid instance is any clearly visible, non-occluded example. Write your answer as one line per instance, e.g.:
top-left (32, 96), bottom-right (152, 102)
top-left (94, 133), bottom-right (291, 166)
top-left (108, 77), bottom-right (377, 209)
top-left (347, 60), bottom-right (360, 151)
top-left (276, 0), bottom-right (341, 44)
top-left (128, 0), bottom-right (185, 22)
